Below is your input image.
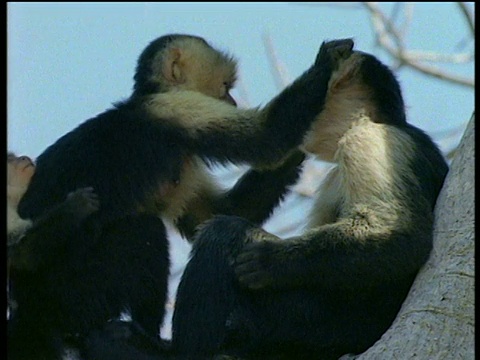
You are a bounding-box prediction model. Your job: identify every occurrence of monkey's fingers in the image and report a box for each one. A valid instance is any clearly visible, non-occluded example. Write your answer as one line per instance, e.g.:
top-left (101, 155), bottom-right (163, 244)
top-left (81, 187), bottom-right (100, 200)
top-left (315, 38), bottom-right (354, 67)
top-left (323, 38), bottom-right (354, 53)
top-left (235, 243), bottom-right (273, 289)
top-left (235, 246), bottom-right (260, 268)
top-left (238, 271), bottom-right (271, 290)
top-left (235, 262), bottom-right (271, 290)
top-left (86, 199), bottom-right (100, 212)
top-left (246, 228), bottom-right (280, 243)
top-left (77, 187), bottom-right (100, 209)
top-left (67, 187), bottom-right (97, 199)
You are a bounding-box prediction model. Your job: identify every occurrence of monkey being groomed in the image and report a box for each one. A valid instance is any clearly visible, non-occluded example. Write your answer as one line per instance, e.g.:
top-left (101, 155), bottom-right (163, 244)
top-left (170, 41), bottom-right (449, 360)
top-left (9, 35), bottom-right (353, 359)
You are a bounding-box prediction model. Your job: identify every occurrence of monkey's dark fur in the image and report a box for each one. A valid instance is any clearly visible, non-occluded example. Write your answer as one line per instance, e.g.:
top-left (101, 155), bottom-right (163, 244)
top-left (10, 35), bottom-right (350, 359)
top-left (8, 188), bottom-right (104, 358)
top-left (170, 44), bottom-right (449, 359)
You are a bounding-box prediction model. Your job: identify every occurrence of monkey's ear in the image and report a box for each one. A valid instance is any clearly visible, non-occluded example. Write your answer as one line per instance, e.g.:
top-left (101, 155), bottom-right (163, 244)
top-left (162, 48), bottom-right (186, 85)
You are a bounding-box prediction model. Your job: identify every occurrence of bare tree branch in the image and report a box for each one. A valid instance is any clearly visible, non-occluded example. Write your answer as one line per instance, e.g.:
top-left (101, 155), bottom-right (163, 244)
top-left (397, 59), bottom-right (474, 87)
top-left (361, 2), bottom-right (474, 88)
top-left (292, 2), bottom-right (363, 10)
top-left (400, 3), bottom-right (414, 38)
top-left (234, 71), bottom-right (252, 108)
top-left (262, 32), bottom-right (292, 90)
top-left (457, 2), bottom-right (475, 36)
top-left (399, 50), bottom-right (473, 64)
top-left (388, 2), bottom-right (402, 25)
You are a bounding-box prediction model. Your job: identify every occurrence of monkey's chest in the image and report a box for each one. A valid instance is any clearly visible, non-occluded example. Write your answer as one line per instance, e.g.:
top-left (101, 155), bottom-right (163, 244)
top-left (157, 156), bottom-right (207, 222)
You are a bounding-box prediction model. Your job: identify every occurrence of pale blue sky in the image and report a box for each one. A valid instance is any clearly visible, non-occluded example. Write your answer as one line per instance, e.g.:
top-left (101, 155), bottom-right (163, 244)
top-left (7, 2), bottom-right (474, 158)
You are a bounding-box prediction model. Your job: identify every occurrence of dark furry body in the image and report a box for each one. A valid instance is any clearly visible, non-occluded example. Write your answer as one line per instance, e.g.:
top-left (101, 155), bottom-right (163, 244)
top-left (8, 214), bottom-right (169, 360)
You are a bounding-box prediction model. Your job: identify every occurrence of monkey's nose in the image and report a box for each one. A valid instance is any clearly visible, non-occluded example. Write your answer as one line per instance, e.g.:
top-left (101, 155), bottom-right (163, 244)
top-left (18, 156), bottom-right (34, 166)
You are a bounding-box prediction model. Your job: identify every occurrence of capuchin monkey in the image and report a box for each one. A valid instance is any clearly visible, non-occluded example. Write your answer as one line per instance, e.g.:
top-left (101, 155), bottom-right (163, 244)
top-left (170, 41), bottom-right (449, 359)
top-left (11, 35), bottom-right (353, 359)
top-left (7, 153), bottom-right (99, 355)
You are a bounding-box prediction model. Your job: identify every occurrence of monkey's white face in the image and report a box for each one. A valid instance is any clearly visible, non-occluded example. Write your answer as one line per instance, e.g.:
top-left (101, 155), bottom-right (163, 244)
top-left (179, 45), bottom-right (238, 106)
top-left (153, 37), bottom-right (238, 106)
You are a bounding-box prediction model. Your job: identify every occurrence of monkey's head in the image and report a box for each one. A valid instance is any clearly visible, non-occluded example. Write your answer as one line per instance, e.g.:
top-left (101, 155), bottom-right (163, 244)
top-left (302, 46), bottom-right (407, 162)
top-left (7, 153), bottom-right (35, 207)
top-left (133, 34), bottom-right (238, 106)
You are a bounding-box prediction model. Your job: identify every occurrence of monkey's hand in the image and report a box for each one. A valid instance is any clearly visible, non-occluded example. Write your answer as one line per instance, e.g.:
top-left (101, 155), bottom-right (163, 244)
top-left (314, 38), bottom-right (354, 71)
top-left (65, 187), bottom-right (100, 221)
top-left (234, 228), bottom-right (285, 290)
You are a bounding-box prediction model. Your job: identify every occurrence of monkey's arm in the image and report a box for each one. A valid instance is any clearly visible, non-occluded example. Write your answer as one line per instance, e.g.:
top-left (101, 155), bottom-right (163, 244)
top-left (234, 212), bottom-right (433, 291)
top-left (9, 187), bottom-right (99, 271)
top-left (176, 151), bottom-right (305, 239)
top-left (214, 150), bottom-right (305, 224)
top-left (146, 39), bottom-right (354, 167)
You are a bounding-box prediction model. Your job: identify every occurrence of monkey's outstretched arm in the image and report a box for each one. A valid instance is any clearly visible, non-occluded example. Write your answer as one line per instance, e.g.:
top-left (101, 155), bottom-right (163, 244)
top-left (234, 215), bottom-right (433, 291)
top-left (146, 39), bottom-right (354, 167)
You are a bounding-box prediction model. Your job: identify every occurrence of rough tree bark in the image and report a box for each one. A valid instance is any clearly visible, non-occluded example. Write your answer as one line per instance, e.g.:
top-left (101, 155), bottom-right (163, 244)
top-left (342, 113), bottom-right (475, 359)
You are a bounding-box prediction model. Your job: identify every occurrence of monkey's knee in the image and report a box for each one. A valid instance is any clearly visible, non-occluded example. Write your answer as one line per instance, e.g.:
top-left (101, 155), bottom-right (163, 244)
top-left (193, 215), bottom-right (256, 256)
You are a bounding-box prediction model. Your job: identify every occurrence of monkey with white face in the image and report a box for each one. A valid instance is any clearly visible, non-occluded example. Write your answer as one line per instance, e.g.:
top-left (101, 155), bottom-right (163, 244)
top-left (7, 152), bottom-right (99, 357)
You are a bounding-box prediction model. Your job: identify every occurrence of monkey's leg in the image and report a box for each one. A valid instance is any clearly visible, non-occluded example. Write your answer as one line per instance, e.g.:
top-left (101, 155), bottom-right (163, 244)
top-left (171, 215), bottom-right (256, 358)
top-left (93, 214), bottom-right (171, 338)
top-left (235, 215), bottom-right (431, 291)
top-left (234, 217), bottom-right (432, 355)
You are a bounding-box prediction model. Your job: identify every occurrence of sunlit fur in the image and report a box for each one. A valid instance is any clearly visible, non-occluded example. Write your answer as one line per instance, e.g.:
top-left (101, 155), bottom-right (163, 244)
top-left (134, 35), bottom-right (237, 100)
top-left (7, 207), bottom-right (30, 245)
top-left (139, 155), bottom-right (219, 225)
top-left (145, 90), bottom-right (258, 136)
top-left (309, 117), bottom-right (418, 230)
top-left (157, 37), bottom-right (237, 98)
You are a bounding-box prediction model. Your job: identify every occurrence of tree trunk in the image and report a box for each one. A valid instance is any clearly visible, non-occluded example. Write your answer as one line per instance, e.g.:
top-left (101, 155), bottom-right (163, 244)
top-left (342, 113), bottom-right (475, 359)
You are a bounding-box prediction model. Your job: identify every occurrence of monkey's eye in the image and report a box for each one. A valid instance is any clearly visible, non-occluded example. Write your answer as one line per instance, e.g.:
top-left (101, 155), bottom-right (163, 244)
top-left (219, 82), bottom-right (228, 96)
top-left (223, 81), bottom-right (233, 91)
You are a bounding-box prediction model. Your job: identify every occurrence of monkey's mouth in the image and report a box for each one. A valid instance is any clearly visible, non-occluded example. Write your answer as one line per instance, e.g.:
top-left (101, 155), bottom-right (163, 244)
top-left (21, 157), bottom-right (35, 168)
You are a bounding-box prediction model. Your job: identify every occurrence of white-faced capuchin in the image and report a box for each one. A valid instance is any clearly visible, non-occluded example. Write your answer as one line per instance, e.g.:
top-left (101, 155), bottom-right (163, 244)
top-left (7, 152), bottom-right (99, 352)
top-left (170, 41), bottom-right (449, 359)
top-left (11, 35), bottom-right (354, 359)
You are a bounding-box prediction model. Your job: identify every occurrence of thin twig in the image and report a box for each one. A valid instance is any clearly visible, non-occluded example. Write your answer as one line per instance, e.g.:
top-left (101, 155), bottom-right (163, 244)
top-left (262, 32), bottom-right (291, 90)
top-left (400, 3), bottom-right (414, 39)
top-left (457, 2), bottom-right (475, 36)
top-left (400, 50), bottom-right (473, 64)
top-left (362, 2), bottom-right (474, 88)
top-left (234, 71), bottom-right (252, 108)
